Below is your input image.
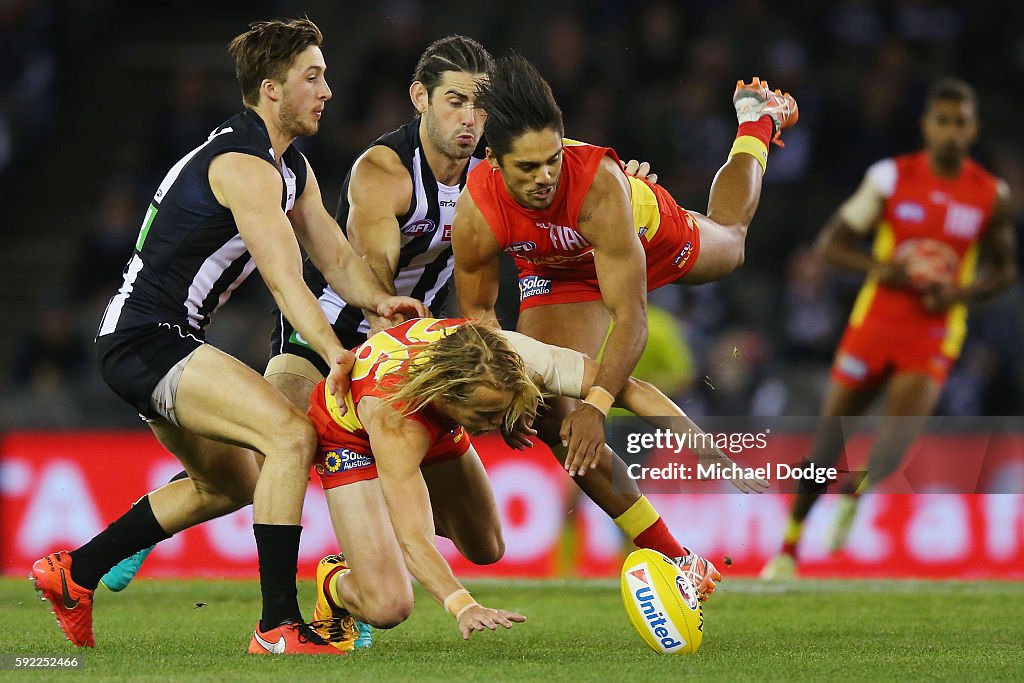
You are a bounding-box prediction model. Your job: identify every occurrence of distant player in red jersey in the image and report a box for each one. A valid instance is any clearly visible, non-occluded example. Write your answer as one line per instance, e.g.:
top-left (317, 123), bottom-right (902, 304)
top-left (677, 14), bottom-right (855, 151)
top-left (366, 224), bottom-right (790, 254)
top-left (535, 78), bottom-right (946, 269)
top-left (301, 318), bottom-right (727, 646)
top-left (453, 55), bottom-right (790, 555)
top-left (761, 79), bottom-right (1017, 579)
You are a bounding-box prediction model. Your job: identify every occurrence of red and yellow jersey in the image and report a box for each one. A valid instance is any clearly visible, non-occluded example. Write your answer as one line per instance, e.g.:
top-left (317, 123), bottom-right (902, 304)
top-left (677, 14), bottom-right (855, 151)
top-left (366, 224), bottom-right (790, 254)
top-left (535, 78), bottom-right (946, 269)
top-left (466, 140), bottom-right (700, 287)
top-left (307, 318), bottom-right (468, 459)
top-left (848, 152), bottom-right (998, 357)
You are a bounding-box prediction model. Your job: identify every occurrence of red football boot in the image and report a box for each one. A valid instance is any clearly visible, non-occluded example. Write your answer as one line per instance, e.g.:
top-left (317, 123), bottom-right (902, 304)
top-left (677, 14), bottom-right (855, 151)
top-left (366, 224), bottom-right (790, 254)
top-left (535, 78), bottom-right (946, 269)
top-left (247, 620), bottom-right (349, 655)
top-left (30, 551), bottom-right (96, 647)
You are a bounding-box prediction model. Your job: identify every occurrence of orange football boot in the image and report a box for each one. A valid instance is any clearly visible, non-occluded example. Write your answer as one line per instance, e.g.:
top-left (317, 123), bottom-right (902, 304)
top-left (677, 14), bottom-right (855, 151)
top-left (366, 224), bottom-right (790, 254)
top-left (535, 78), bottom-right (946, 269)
top-left (30, 551), bottom-right (96, 647)
top-left (733, 76), bottom-right (799, 146)
top-left (675, 550), bottom-right (723, 601)
top-left (247, 620), bottom-right (348, 655)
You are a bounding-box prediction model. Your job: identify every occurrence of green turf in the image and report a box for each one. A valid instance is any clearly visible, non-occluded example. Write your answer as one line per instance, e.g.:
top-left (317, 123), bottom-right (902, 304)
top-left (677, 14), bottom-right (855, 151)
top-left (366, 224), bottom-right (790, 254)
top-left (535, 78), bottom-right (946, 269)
top-left (3, 577), bottom-right (1022, 681)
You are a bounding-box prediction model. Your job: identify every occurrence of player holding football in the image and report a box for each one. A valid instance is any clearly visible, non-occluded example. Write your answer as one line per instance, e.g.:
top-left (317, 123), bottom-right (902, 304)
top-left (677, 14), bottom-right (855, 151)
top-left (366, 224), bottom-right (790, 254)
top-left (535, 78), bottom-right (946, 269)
top-left (761, 79), bottom-right (1017, 578)
top-left (453, 55), bottom-right (791, 561)
top-left (302, 317), bottom-right (726, 645)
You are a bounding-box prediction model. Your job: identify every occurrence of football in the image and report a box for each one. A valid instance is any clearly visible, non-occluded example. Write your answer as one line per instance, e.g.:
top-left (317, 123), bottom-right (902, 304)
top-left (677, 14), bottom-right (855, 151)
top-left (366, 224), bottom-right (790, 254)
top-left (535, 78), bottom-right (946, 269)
top-left (893, 238), bottom-right (959, 289)
top-left (620, 548), bottom-right (704, 655)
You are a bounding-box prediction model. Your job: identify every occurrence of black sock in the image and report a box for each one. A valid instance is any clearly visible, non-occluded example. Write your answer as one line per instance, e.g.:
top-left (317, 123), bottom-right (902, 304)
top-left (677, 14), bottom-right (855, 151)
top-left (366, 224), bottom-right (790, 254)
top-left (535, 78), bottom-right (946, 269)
top-left (254, 523), bottom-right (303, 631)
top-left (69, 496), bottom-right (172, 590)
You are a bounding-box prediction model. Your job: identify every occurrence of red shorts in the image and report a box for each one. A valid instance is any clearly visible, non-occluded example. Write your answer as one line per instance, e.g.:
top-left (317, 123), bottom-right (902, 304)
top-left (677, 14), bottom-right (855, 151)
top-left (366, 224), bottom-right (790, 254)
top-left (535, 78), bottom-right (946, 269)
top-left (516, 209), bottom-right (701, 311)
top-left (831, 317), bottom-right (956, 389)
top-left (307, 391), bottom-right (471, 490)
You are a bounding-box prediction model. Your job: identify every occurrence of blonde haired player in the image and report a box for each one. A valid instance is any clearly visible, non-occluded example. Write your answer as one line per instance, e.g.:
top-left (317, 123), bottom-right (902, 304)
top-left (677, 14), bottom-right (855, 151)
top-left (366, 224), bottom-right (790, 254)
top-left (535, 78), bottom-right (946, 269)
top-left (303, 318), bottom-right (730, 646)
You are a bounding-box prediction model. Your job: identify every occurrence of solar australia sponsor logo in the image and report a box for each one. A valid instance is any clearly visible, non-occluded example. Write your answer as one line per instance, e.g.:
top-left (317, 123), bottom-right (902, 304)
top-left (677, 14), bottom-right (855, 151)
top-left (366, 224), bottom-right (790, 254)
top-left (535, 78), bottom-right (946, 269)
top-left (519, 275), bottom-right (552, 299)
top-left (323, 447), bottom-right (374, 473)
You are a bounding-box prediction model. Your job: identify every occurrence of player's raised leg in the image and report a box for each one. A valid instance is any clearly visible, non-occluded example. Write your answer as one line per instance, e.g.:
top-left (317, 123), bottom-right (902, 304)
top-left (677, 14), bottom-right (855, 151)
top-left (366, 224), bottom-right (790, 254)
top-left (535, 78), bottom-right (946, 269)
top-left (682, 78), bottom-right (799, 284)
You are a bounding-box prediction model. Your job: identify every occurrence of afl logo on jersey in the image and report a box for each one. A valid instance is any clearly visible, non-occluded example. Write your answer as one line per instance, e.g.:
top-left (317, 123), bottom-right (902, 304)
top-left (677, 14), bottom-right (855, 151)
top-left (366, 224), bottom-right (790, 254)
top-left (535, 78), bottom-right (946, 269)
top-left (894, 201), bottom-right (925, 222)
top-left (401, 219), bottom-right (437, 236)
top-left (507, 241), bottom-right (537, 254)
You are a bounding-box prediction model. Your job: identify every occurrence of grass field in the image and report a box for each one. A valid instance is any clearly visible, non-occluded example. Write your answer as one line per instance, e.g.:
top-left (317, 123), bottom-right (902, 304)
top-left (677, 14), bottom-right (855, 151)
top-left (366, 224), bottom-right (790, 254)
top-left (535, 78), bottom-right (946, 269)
top-left (3, 577), bottom-right (1023, 681)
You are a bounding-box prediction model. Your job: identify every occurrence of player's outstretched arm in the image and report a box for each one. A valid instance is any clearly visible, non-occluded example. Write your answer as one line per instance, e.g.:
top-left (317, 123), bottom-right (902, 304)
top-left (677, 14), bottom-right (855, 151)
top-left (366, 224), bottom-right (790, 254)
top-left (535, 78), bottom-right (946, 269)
top-left (580, 356), bottom-right (768, 493)
top-left (210, 152), bottom-right (352, 393)
top-left (290, 158), bottom-right (429, 322)
top-left (499, 331), bottom-right (767, 492)
top-left (451, 190), bottom-right (502, 326)
top-left (559, 157), bottom-right (648, 464)
top-left (346, 147), bottom-right (420, 335)
top-left (365, 398), bottom-right (526, 640)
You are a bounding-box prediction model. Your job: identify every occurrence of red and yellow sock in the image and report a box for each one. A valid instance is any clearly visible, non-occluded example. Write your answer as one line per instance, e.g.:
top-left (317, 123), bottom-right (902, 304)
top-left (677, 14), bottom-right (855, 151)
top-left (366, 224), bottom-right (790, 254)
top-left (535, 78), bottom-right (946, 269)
top-left (729, 116), bottom-right (774, 173)
top-left (324, 566), bottom-right (347, 610)
top-left (614, 495), bottom-right (686, 558)
top-left (780, 516), bottom-right (803, 558)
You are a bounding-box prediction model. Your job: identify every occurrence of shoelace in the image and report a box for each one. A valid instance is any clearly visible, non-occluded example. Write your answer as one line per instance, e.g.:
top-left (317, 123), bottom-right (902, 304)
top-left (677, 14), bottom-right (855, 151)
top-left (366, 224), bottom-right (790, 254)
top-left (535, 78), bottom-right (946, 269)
top-left (293, 620), bottom-right (334, 646)
top-left (317, 615), bottom-right (358, 643)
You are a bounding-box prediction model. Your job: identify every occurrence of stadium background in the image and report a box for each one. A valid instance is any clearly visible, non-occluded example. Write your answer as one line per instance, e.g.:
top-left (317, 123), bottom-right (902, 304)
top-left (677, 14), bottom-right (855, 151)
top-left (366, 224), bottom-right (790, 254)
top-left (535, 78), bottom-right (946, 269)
top-left (1, 1), bottom-right (1022, 579)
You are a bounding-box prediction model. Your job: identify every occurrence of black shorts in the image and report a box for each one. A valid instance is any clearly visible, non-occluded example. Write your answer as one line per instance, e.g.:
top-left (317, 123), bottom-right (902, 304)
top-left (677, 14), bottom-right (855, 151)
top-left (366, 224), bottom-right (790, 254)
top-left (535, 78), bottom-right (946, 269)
top-left (96, 322), bottom-right (205, 419)
top-left (269, 308), bottom-right (367, 376)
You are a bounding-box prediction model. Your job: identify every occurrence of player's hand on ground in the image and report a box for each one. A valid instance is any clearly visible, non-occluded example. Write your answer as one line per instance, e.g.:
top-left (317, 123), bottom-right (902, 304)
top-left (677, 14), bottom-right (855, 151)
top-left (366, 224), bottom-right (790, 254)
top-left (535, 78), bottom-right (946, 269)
top-left (620, 159), bottom-right (658, 185)
top-left (326, 349), bottom-right (356, 414)
top-left (457, 604), bottom-right (527, 640)
top-left (694, 445), bottom-right (769, 493)
top-left (560, 403), bottom-right (606, 477)
top-left (502, 413), bottom-right (537, 450)
top-left (376, 295), bottom-right (430, 321)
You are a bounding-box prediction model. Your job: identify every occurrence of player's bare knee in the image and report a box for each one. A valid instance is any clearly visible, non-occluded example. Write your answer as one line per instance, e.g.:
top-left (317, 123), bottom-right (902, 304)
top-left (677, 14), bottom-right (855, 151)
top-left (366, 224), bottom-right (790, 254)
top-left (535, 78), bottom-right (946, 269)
top-left (465, 533), bottom-right (504, 566)
top-left (266, 412), bottom-right (318, 467)
top-left (360, 593), bottom-right (414, 629)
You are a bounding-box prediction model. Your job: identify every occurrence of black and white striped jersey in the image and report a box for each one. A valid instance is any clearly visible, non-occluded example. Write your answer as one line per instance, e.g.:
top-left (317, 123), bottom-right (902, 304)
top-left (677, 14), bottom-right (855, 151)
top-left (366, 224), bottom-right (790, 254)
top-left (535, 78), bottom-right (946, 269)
top-left (304, 120), bottom-right (484, 343)
top-left (98, 109), bottom-right (307, 338)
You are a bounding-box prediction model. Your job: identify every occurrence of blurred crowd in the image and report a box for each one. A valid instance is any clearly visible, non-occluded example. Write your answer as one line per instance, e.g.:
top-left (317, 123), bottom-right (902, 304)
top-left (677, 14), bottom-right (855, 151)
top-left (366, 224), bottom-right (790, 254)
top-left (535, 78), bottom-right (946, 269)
top-left (2, 0), bottom-right (1022, 428)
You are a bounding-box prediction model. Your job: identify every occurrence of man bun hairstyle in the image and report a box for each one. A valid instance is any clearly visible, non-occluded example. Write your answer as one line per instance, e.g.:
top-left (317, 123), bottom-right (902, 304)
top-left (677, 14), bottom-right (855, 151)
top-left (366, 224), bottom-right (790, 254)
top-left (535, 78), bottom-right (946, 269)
top-left (412, 35), bottom-right (494, 96)
top-left (475, 53), bottom-right (563, 160)
top-left (228, 18), bottom-right (324, 107)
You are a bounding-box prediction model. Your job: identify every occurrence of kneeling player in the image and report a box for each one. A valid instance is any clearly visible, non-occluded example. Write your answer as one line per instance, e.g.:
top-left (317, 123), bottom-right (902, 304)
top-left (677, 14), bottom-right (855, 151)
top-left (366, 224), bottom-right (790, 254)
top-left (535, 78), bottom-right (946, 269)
top-left (305, 318), bottom-right (736, 647)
